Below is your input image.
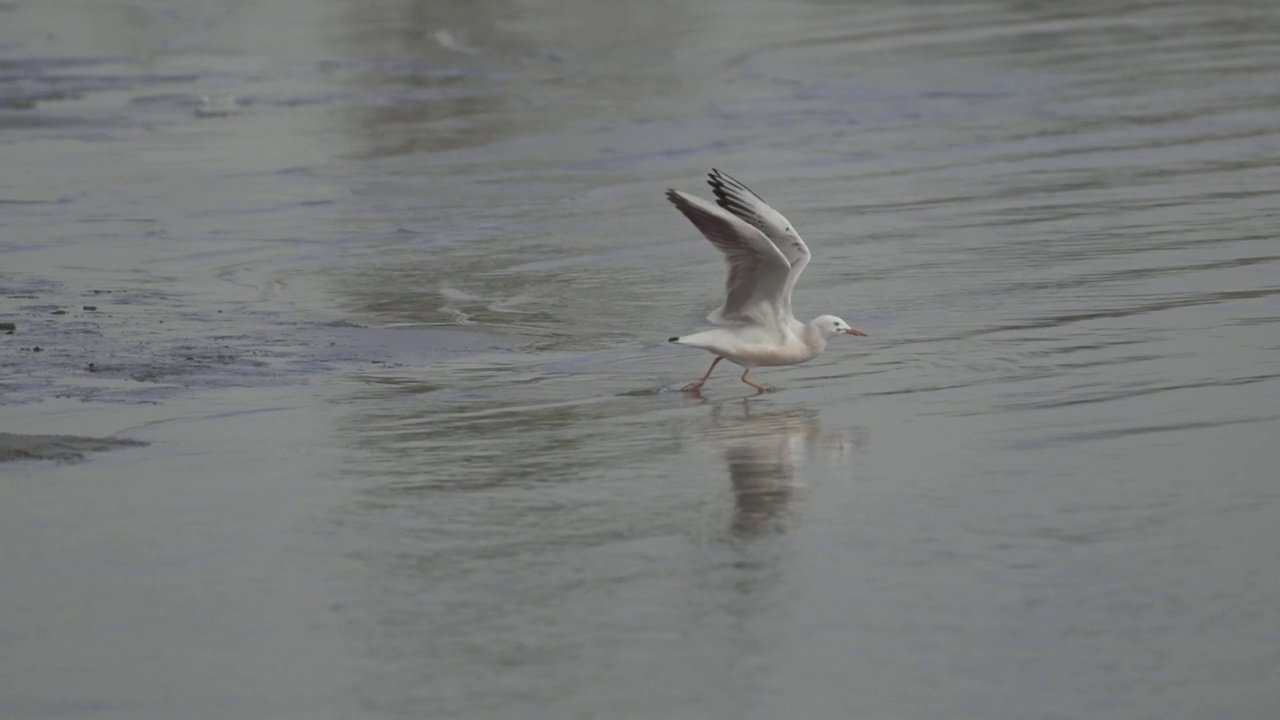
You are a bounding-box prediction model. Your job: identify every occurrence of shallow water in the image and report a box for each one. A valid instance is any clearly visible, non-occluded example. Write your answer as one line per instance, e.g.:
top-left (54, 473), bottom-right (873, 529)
top-left (2, 0), bottom-right (1279, 718)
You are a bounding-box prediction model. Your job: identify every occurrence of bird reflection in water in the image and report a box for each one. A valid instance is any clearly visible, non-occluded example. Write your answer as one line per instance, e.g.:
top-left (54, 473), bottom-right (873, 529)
top-left (706, 404), bottom-right (864, 538)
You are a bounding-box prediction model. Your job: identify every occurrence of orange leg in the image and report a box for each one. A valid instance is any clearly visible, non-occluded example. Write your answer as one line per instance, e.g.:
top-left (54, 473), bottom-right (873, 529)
top-left (683, 356), bottom-right (723, 393)
top-left (740, 368), bottom-right (770, 394)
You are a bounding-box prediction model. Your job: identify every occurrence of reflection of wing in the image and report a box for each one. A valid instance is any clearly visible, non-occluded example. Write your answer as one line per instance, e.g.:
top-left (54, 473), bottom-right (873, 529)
top-left (711, 413), bottom-right (822, 537)
top-left (720, 416), bottom-right (815, 486)
top-left (708, 411), bottom-right (867, 538)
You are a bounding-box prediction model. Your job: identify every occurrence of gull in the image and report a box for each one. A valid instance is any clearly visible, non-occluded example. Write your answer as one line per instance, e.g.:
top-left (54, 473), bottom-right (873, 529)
top-left (666, 169), bottom-right (866, 394)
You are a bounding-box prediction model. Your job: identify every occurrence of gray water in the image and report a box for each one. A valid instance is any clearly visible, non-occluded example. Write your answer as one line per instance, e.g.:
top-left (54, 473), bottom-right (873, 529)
top-left (2, 0), bottom-right (1279, 718)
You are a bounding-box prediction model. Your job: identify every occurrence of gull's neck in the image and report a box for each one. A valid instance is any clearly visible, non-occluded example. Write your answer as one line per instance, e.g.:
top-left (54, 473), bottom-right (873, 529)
top-left (801, 319), bottom-right (830, 355)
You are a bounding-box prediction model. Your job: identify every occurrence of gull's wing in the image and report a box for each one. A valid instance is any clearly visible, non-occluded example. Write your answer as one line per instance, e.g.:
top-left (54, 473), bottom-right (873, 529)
top-left (665, 189), bottom-right (791, 326)
top-left (708, 169), bottom-right (812, 316)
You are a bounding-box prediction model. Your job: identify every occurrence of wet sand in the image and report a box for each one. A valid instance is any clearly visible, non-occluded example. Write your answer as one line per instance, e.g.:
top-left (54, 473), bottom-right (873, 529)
top-left (0, 432), bottom-right (145, 463)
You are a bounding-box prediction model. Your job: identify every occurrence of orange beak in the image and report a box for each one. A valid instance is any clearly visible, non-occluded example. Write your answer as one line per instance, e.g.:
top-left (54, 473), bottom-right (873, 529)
top-left (845, 327), bottom-right (867, 336)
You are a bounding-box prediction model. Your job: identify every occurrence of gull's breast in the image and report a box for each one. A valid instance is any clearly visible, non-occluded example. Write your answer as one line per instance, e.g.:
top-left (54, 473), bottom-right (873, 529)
top-left (728, 337), bottom-right (817, 367)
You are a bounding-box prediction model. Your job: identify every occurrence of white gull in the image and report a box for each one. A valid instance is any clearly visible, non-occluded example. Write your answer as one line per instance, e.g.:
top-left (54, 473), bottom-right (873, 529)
top-left (666, 169), bottom-right (866, 394)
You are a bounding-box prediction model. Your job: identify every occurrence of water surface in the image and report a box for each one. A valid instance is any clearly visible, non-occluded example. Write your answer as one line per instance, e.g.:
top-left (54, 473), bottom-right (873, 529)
top-left (2, 0), bottom-right (1278, 718)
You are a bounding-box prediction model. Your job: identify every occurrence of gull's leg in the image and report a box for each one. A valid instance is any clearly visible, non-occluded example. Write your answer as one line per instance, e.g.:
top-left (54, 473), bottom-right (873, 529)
top-left (740, 368), bottom-right (770, 394)
top-left (683, 356), bottom-right (723, 393)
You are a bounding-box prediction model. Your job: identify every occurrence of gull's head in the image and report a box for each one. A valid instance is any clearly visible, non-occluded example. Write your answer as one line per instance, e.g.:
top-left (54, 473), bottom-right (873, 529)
top-left (814, 315), bottom-right (868, 339)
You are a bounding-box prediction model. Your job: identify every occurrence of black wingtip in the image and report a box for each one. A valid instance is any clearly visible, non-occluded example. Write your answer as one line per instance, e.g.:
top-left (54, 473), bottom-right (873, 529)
top-left (668, 336), bottom-right (679, 342)
top-left (707, 168), bottom-right (765, 205)
top-left (707, 172), bottom-right (731, 211)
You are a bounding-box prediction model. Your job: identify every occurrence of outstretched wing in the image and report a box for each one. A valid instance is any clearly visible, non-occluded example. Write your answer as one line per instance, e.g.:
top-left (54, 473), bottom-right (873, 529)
top-left (665, 188), bottom-right (791, 326)
top-left (708, 169), bottom-right (811, 316)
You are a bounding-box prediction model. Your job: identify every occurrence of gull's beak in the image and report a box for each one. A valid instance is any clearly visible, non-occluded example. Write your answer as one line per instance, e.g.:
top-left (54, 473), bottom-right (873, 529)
top-left (845, 327), bottom-right (867, 336)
